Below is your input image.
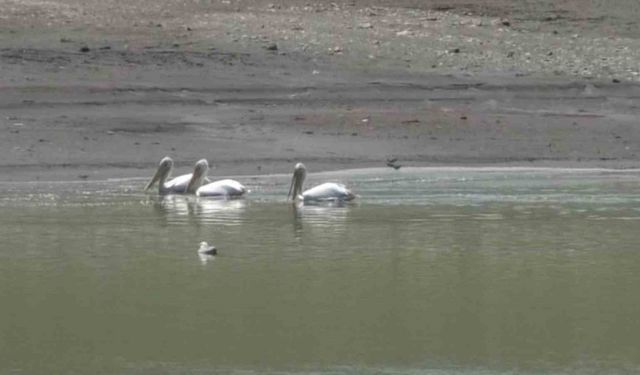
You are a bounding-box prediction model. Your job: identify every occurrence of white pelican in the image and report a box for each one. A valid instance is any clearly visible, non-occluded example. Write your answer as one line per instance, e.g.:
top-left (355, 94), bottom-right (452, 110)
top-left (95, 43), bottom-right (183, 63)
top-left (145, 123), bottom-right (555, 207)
top-left (186, 159), bottom-right (247, 198)
top-left (145, 156), bottom-right (210, 195)
top-left (287, 163), bottom-right (356, 203)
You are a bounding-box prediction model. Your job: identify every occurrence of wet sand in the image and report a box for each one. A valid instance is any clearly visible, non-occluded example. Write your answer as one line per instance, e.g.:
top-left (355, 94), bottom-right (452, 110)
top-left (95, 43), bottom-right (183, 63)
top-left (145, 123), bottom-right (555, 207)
top-left (1, 0), bottom-right (640, 182)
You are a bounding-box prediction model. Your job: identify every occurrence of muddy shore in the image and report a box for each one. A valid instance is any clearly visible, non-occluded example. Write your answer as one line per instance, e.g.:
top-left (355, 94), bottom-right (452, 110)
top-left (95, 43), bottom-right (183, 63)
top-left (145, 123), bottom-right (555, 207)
top-left (1, 0), bottom-right (640, 182)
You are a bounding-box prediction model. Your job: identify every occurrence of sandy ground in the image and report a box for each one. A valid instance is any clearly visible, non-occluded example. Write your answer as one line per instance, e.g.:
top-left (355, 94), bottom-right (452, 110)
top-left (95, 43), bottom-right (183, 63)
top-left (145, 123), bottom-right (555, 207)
top-left (1, 0), bottom-right (640, 182)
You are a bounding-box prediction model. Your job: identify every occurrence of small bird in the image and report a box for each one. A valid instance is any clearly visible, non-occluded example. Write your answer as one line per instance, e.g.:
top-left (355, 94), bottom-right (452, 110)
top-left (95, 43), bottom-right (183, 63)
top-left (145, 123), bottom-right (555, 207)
top-left (198, 241), bottom-right (217, 255)
top-left (386, 157), bottom-right (402, 170)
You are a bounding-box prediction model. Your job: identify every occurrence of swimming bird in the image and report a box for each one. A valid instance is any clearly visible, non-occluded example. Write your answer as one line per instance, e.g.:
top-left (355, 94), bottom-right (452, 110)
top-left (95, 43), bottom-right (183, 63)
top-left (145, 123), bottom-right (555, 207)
top-left (287, 163), bottom-right (356, 203)
top-left (186, 159), bottom-right (247, 198)
top-left (198, 241), bottom-right (217, 255)
top-left (145, 157), bottom-right (211, 195)
top-left (144, 156), bottom-right (194, 195)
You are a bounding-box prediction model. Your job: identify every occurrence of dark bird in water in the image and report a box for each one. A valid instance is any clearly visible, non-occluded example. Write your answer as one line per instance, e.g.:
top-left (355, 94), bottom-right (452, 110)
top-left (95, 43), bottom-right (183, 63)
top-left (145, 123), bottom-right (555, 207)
top-left (386, 158), bottom-right (402, 170)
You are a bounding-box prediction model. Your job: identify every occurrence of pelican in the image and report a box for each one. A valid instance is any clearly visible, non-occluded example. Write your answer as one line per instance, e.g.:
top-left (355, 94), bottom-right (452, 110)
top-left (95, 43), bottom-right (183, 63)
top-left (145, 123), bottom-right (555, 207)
top-left (186, 159), bottom-right (247, 198)
top-left (144, 156), bottom-right (209, 195)
top-left (287, 163), bottom-right (356, 203)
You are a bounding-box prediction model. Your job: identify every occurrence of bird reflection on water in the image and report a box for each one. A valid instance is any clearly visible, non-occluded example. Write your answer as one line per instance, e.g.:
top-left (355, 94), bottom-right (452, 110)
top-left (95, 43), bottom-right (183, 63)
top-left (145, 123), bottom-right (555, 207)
top-left (290, 200), bottom-right (354, 239)
top-left (151, 195), bottom-right (248, 226)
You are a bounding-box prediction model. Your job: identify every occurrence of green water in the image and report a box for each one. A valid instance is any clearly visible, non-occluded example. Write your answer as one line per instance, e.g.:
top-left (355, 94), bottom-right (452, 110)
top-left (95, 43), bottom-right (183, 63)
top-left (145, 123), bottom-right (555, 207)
top-left (1, 168), bottom-right (640, 375)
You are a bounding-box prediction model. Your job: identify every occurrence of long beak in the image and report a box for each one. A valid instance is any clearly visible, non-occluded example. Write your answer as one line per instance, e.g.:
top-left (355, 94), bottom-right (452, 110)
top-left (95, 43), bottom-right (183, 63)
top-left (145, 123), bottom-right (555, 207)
top-left (186, 169), bottom-right (202, 194)
top-left (288, 172), bottom-right (304, 201)
top-left (144, 167), bottom-right (163, 191)
top-left (287, 174), bottom-right (295, 200)
top-left (186, 177), bottom-right (196, 194)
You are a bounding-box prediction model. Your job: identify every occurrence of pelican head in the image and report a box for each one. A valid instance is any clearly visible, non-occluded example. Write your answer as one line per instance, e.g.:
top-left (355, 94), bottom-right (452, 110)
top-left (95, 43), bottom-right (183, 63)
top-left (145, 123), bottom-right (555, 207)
top-left (145, 156), bottom-right (173, 191)
top-left (186, 159), bottom-right (209, 194)
top-left (288, 162), bottom-right (307, 201)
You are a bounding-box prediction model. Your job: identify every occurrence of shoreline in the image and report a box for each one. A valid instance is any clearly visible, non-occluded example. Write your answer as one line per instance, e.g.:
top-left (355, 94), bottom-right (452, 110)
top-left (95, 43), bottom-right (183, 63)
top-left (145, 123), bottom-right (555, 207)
top-left (3, 162), bottom-right (640, 185)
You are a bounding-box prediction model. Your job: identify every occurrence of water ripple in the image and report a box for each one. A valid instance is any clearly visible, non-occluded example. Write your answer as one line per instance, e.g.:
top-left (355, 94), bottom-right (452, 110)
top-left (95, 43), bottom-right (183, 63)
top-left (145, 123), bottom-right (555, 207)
top-left (1, 167), bottom-right (639, 215)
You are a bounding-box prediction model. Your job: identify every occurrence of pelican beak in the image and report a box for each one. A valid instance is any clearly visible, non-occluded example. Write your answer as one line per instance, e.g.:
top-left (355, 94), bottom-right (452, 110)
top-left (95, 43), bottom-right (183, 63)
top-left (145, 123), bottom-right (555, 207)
top-left (145, 157), bottom-right (173, 191)
top-left (287, 174), bottom-right (296, 200)
top-left (145, 167), bottom-right (163, 191)
top-left (187, 159), bottom-right (208, 194)
top-left (288, 171), bottom-right (301, 200)
top-left (186, 172), bottom-right (199, 194)
top-left (288, 167), bottom-right (305, 201)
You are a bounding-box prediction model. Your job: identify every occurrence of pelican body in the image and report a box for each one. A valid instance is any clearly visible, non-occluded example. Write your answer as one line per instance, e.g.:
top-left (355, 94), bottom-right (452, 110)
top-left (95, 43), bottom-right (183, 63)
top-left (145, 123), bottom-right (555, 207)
top-left (186, 159), bottom-right (247, 198)
top-left (287, 163), bottom-right (356, 202)
top-left (145, 156), bottom-right (210, 195)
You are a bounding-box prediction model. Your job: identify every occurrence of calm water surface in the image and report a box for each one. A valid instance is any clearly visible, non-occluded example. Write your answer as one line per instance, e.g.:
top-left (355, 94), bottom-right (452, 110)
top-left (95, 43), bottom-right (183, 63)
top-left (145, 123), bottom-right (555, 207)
top-left (1, 168), bottom-right (640, 375)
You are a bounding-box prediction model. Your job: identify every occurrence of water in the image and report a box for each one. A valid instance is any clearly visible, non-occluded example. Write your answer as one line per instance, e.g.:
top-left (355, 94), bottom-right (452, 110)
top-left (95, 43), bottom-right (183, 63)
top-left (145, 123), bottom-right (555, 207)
top-left (1, 167), bottom-right (640, 375)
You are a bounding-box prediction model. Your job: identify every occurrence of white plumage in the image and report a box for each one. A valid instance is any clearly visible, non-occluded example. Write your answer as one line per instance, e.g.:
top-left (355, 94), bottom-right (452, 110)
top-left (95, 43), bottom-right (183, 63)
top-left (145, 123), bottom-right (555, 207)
top-left (186, 159), bottom-right (247, 198)
top-left (300, 182), bottom-right (354, 201)
top-left (288, 163), bottom-right (356, 203)
top-left (195, 179), bottom-right (247, 197)
top-left (145, 156), bottom-right (195, 195)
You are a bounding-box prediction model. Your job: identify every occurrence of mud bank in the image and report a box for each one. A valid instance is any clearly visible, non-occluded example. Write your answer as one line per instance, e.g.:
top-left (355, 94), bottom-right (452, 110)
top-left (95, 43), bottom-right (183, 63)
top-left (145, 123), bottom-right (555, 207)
top-left (1, 0), bottom-right (639, 181)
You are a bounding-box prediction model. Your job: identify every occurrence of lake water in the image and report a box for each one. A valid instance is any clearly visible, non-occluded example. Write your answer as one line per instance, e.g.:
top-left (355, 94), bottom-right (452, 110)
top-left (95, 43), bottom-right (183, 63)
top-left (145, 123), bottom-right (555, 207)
top-left (1, 167), bottom-right (640, 375)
